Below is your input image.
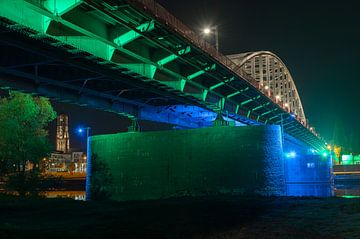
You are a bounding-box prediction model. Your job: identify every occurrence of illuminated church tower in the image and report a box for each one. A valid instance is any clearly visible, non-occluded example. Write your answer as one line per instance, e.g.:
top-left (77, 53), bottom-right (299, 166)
top-left (56, 114), bottom-right (70, 153)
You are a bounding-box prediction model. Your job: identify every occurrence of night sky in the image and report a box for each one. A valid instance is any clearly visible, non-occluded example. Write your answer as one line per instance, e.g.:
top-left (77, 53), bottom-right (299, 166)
top-left (51, 0), bottom-right (360, 152)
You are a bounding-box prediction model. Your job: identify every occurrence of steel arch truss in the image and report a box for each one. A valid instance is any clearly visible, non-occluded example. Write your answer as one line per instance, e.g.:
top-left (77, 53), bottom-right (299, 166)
top-left (228, 51), bottom-right (306, 124)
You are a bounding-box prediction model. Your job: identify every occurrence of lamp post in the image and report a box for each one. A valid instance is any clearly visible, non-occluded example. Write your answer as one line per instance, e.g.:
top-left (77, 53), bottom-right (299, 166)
top-left (77, 127), bottom-right (91, 201)
top-left (278, 112), bottom-right (295, 149)
top-left (278, 112), bottom-right (295, 190)
top-left (203, 26), bottom-right (219, 51)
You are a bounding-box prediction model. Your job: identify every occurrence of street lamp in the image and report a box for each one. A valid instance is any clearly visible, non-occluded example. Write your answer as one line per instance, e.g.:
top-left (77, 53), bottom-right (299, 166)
top-left (203, 26), bottom-right (219, 51)
top-left (278, 112), bottom-right (295, 187)
top-left (77, 126), bottom-right (91, 201)
top-left (278, 112), bottom-right (295, 147)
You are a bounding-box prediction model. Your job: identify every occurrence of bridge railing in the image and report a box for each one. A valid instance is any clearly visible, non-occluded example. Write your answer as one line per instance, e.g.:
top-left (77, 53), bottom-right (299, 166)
top-left (128, 0), bottom-right (256, 83)
top-left (126, 0), bottom-right (319, 137)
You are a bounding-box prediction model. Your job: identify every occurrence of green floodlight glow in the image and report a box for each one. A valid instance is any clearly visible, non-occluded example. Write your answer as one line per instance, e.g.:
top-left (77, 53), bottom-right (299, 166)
top-left (342, 195), bottom-right (360, 199)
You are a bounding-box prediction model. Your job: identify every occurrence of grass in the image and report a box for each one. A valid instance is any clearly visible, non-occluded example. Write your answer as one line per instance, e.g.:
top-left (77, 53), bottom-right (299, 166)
top-left (0, 194), bottom-right (359, 239)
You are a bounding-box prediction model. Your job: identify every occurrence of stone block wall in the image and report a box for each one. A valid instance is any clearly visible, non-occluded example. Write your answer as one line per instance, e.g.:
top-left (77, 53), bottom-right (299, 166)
top-left (90, 125), bottom-right (285, 201)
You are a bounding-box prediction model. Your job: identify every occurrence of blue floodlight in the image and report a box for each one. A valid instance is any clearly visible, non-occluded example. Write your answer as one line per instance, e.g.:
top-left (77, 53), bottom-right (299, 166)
top-left (286, 151), bottom-right (296, 158)
top-left (77, 128), bottom-right (84, 134)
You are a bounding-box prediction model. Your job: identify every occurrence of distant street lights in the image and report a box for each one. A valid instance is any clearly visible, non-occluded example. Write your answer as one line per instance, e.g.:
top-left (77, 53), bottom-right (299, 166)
top-left (77, 126), bottom-right (91, 201)
top-left (203, 26), bottom-right (219, 51)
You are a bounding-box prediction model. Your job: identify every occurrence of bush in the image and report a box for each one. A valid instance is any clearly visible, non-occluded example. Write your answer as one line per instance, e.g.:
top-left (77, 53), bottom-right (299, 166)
top-left (90, 154), bottom-right (114, 201)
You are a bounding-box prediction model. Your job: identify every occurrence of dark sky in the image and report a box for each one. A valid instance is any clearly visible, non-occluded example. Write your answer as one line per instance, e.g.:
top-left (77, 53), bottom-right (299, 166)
top-left (51, 0), bottom-right (360, 152)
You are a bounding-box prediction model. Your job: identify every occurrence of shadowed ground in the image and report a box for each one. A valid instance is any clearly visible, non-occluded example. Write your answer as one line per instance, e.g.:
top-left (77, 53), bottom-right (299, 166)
top-left (0, 195), bottom-right (359, 239)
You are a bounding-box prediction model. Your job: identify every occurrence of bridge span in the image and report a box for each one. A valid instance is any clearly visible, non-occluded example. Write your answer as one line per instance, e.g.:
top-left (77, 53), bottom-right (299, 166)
top-left (0, 0), bottom-right (325, 151)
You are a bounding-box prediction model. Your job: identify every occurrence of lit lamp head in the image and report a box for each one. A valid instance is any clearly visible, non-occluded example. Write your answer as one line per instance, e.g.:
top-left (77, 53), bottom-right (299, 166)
top-left (264, 85), bottom-right (269, 90)
top-left (286, 151), bottom-right (297, 158)
top-left (77, 128), bottom-right (84, 134)
top-left (203, 27), bottom-right (211, 34)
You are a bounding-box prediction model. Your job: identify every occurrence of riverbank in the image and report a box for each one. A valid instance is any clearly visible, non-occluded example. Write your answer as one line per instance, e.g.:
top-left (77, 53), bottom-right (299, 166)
top-left (0, 195), bottom-right (359, 239)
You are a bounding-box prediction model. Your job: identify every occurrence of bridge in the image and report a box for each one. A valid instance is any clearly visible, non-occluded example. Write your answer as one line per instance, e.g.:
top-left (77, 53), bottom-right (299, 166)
top-left (0, 0), bottom-right (325, 152)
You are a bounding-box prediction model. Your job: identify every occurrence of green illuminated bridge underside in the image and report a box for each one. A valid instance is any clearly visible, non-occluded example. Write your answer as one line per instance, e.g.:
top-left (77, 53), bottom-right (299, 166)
top-left (0, 0), bottom-right (326, 151)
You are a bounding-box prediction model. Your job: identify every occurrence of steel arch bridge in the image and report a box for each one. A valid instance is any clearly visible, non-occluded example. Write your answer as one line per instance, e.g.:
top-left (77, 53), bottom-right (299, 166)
top-left (0, 0), bottom-right (326, 151)
top-left (228, 51), bottom-right (306, 124)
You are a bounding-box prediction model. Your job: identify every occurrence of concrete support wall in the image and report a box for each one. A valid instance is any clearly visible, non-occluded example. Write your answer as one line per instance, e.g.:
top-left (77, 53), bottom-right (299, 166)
top-left (91, 125), bottom-right (285, 201)
top-left (284, 137), bottom-right (333, 196)
top-left (285, 155), bottom-right (332, 183)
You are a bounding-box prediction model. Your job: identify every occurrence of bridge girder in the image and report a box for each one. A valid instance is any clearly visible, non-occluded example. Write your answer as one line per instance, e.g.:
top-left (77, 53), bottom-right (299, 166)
top-left (0, 0), bottom-right (326, 151)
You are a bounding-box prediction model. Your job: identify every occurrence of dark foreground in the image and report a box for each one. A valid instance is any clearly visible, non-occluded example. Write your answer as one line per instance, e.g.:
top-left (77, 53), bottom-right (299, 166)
top-left (0, 195), bottom-right (359, 239)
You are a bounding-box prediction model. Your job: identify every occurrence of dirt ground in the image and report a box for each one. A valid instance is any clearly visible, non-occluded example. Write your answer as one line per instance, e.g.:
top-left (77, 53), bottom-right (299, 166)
top-left (0, 195), bottom-right (359, 239)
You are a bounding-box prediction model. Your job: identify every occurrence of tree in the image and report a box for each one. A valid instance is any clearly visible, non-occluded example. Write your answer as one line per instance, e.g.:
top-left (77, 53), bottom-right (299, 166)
top-left (90, 154), bottom-right (113, 201)
top-left (0, 91), bottom-right (56, 197)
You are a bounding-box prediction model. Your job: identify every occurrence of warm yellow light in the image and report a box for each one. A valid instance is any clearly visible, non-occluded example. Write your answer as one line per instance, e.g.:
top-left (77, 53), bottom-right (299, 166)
top-left (264, 85), bottom-right (269, 90)
top-left (327, 145), bottom-right (332, 150)
top-left (276, 95), bottom-right (280, 100)
top-left (203, 28), bottom-right (211, 34)
top-left (284, 103), bottom-right (289, 107)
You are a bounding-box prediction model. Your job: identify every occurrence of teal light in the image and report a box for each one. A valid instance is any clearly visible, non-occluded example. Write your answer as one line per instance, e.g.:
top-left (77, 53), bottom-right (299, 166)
top-left (286, 151), bottom-right (296, 158)
top-left (342, 195), bottom-right (360, 199)
top-left (322, 152), bottom-right (328, 157)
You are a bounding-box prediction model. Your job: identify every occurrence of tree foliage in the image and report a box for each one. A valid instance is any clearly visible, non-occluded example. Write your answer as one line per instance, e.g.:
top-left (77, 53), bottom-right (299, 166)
top-left (90, 154), bottom-right (113, 201)
top-left (0, 92), bottom-right (56, 197)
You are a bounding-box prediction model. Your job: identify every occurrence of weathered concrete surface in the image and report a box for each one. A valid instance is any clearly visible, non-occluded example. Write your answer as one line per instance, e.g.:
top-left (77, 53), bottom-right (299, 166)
top-left (285, 156), bottom-right (333, 196)
top-left (91, 125), bottom-right (285, 201)
top-left (285, 154), bottom-right (332, 183)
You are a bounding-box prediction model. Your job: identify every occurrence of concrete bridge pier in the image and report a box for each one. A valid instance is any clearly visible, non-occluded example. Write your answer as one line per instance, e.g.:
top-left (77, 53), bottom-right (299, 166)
top-left (89, 125), bottom-right (286, 201)
top-left (283, 136), bottom-right (333, 196)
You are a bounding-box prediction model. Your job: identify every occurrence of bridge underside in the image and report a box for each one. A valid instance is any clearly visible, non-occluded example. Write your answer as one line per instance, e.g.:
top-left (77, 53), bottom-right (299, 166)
top-left (0, 20), bottom-right (256, 128)
top-left (0, 0), bottom-right (325, 151)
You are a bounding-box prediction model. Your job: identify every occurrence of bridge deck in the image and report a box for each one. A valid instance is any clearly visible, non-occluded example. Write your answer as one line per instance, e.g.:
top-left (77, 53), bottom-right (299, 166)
top-left (0, 0), bottom-right (325, 151)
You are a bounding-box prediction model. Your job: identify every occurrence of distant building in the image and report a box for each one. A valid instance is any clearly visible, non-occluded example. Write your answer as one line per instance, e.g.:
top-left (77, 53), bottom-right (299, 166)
top-left (47, 152), bottom-right (86, 173)
top-left (47, 153), bottom-right (71, 172)
top-left (72, 152), bottom-right (87, 172)
top-left (56, 114), bottom-right (70, 153)
top-left (46, 114), bottom-right (86, 174)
